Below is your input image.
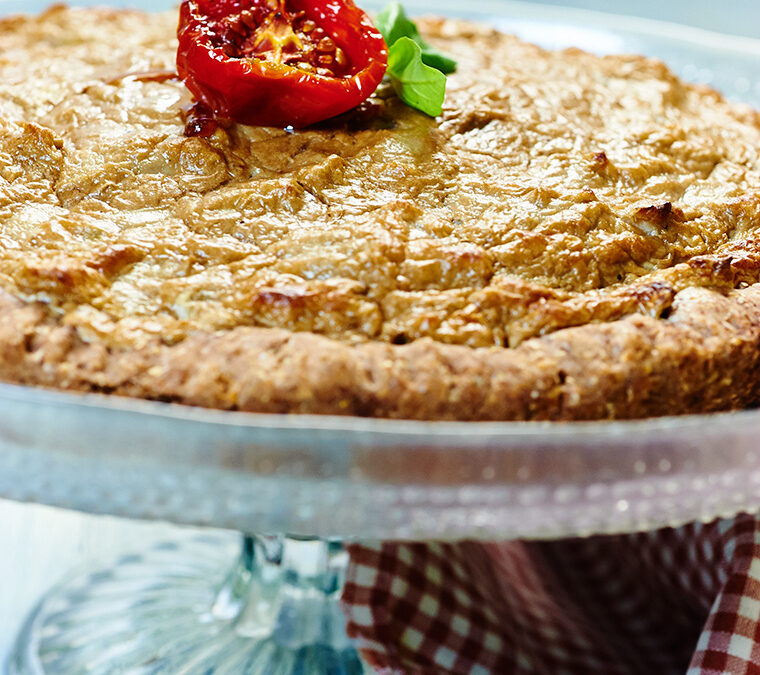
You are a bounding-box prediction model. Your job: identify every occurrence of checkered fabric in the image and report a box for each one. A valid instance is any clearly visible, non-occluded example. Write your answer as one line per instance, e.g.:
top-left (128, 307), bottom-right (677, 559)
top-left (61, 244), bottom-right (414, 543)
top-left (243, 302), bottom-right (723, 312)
top-left (343, 514), bottom-right (760, 674)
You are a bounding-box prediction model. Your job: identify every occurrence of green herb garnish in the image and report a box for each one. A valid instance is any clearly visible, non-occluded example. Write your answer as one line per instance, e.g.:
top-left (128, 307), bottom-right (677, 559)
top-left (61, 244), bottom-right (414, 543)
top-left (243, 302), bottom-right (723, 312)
top-left (386, 38), bottom-right (447, 117)
top-left (375, 2), bottom-right (457, 117)
top-left (376, 2), bottom-right (457, 74)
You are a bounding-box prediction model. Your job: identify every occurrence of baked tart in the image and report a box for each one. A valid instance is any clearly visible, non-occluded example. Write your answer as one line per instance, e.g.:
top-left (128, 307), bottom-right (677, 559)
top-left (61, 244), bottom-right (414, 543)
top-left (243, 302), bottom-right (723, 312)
top-left (1, 5), bottom-right (759, 420)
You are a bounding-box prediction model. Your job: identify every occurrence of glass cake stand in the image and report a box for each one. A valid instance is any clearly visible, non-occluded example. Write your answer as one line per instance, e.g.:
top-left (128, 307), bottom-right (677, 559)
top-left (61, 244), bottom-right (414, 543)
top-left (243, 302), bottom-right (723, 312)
top-left (3, 384), bottom-right (760, 674)
top-left (3, 0), bottom-right (760, 672)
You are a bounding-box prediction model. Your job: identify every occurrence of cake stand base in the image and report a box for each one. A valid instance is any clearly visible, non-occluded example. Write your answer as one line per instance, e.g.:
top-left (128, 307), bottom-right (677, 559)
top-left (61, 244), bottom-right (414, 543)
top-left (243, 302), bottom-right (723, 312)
top-left (7, 533), bottom-right (369, 675)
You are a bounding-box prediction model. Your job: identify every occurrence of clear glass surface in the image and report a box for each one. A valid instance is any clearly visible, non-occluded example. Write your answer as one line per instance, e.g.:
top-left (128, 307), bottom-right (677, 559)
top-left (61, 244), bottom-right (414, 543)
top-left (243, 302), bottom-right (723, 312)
top-left (0, 0), bottom-right (758, 542)
top-left (8, 534), bottom-right (370, 675)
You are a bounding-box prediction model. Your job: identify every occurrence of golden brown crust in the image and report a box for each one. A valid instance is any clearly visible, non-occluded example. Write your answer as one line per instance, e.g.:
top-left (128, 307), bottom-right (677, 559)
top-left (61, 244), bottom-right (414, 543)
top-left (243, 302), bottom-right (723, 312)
top-left (2, 282), bottom-right (759, 421)
top-left (1, 7), bottom-right (760, 419)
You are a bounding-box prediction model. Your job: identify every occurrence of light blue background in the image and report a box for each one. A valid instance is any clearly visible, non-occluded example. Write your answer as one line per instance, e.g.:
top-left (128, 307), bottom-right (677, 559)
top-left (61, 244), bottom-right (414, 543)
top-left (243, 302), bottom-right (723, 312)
top-left (0, 1), bottom-right (757, 38)
top-left (531, 0), bottom-right (759, 38)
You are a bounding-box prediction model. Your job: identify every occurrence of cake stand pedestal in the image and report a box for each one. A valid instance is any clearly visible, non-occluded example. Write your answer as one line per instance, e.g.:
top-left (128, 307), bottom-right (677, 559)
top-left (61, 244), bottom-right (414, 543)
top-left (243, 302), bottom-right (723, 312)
top-left (2, 384), bottom-right (760, 673)
top-left (8, 534), bottom-right (368, 675)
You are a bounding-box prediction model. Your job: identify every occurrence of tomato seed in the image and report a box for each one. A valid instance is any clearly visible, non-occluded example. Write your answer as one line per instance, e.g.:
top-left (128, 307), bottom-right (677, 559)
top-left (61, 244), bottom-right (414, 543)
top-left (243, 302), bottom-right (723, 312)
top-left (240, 10), bottom-right (256, 28)
top-left (317, 37), bottom-right (335, 52)
top-left (227, 19), bottom-right (246, 36)
top-left (334, 48), bottom-right (347, 68)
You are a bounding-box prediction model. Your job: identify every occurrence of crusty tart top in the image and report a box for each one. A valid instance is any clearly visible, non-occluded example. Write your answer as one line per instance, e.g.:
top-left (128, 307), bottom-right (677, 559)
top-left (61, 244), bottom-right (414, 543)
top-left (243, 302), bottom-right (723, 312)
top-left (0, 5), bottom-right (759, 420)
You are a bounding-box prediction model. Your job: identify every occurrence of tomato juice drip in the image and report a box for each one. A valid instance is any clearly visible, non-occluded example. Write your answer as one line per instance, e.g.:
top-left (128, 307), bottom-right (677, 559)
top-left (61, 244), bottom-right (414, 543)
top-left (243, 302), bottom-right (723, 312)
top-left (214, 1), bottom-right (351, 78)
top-left (106, 70), bottom-right (180, 85)
top-left (183, 102), bottom-right (219, 137)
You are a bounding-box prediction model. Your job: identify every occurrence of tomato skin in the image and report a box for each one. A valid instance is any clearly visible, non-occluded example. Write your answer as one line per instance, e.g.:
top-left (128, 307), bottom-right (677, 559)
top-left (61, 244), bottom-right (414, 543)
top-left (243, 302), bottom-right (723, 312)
top-left (177, 0), bottom-right (388, 128)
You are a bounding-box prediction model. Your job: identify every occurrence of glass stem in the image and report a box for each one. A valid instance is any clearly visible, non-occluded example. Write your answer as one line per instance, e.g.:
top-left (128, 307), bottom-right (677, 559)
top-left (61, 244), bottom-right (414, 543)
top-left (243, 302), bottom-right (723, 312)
top-left (212, 535), bottom-right (356, 652)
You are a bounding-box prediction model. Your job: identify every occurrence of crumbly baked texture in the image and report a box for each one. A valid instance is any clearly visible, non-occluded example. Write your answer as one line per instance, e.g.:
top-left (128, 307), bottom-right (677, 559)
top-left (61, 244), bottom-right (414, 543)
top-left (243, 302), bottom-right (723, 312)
top-left (1, 5), bottom-right (760, 419)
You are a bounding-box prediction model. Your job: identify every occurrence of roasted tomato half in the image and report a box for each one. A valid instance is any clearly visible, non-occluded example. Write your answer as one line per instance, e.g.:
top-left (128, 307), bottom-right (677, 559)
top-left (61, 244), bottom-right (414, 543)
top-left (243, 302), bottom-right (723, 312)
top-left (177, 0), bottom-right (388, 128)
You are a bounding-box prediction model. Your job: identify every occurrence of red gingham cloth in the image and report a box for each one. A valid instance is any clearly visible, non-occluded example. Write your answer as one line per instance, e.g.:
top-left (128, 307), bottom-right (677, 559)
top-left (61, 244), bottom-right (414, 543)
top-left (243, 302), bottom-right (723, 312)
top-left (343, 514), bottom-right (760, 674)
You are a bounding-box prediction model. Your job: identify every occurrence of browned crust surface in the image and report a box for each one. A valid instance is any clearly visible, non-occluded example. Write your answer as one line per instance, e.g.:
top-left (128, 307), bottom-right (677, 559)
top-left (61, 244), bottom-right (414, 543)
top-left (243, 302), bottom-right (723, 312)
top-left (2, 282), bottom-right (759, 420)
top-left (0, 7), bottom-right (759, 420)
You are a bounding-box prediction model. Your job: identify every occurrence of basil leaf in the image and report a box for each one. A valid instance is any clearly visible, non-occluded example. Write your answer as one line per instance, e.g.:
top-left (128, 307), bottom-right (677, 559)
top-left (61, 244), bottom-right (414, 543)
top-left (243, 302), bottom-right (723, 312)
top-left (375, 2), bottom-right (457, 75)
top-left (418, 49), bottom-right (458, 78)
top-left (386, 37), bottom-right (446, 117)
